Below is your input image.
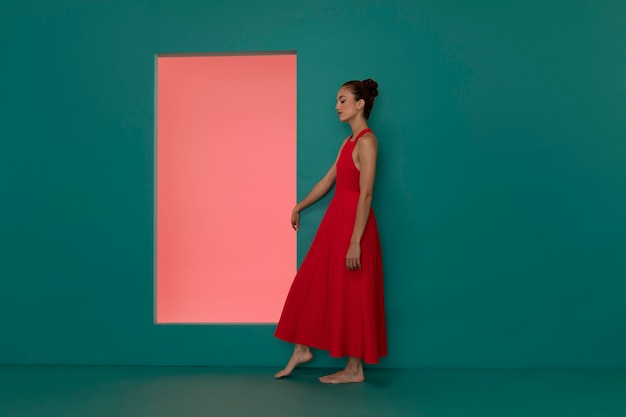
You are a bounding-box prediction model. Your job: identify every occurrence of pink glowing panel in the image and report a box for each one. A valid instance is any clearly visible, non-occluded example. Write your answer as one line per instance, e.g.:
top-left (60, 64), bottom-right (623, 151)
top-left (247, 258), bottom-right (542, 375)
top-left (156, 54), bottom-right (296, 323)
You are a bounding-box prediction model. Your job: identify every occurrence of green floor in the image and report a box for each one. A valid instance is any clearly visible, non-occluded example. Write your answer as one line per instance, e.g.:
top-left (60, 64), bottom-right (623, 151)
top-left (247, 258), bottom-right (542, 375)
top-left (1, 366), bottom-right (625, 417)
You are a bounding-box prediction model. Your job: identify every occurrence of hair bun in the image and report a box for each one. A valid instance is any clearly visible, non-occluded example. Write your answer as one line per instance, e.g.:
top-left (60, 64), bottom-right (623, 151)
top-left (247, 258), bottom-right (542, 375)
top-left (362, 78), bottom-right (379, 98)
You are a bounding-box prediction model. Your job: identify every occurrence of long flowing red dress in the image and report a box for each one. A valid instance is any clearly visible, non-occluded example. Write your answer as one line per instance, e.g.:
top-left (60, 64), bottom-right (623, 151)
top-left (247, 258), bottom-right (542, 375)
top-left (275, 128), bottom-right (387, 364)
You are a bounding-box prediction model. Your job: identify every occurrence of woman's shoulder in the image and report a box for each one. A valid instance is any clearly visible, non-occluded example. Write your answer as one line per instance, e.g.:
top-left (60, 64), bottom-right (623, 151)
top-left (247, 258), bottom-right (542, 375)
top-left (357, 131), bottom-right (378, 147)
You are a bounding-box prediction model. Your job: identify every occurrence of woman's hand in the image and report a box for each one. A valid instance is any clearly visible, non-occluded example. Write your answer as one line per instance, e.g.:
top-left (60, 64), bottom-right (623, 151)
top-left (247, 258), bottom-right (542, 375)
top-left (346, 242), bottom-right (361, 270)
top-left (291, 208), bottom-right (300, 231)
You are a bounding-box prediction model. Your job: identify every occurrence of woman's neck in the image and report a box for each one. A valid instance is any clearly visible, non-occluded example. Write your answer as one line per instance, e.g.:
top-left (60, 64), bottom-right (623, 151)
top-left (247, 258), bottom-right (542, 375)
top-left (348, 119), bottom-right (369, 138)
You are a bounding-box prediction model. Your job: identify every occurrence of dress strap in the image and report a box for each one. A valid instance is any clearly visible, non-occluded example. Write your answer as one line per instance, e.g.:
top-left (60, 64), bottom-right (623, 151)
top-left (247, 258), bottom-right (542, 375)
top-left (352, 128), bottom-right (373, 142)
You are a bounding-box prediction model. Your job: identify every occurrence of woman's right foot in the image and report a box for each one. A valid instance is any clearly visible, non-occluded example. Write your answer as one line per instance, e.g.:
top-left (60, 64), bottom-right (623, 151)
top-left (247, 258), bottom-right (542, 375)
top-left (274, 346), bottom-right (313, 378)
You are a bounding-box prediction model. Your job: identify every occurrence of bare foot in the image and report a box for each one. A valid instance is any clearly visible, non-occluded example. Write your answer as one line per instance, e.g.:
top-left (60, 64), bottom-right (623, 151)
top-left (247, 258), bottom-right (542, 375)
top-left (319, 369), bottom-right (365, 384)
top-left (274, 345), bottom-right (313, 378)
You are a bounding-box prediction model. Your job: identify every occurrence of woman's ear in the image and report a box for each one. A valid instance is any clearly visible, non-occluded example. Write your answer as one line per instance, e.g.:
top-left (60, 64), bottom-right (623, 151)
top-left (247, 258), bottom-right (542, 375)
top-left (356, 99), bottom-right (365, 110)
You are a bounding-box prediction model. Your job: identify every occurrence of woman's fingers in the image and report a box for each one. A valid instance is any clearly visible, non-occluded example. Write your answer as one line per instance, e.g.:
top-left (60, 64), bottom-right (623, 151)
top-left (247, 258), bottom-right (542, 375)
top-left (346, 243), bottom-right (361, 270)
top-left (346, 257), bottom-right (361, 270)
top-left (290, 212), bottom-right (300, 231)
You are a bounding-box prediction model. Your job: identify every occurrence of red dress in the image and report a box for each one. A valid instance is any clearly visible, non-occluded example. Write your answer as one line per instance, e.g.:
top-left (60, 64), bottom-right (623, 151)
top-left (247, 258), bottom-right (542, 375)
top-left (275, 128), bottom-right (387, 364)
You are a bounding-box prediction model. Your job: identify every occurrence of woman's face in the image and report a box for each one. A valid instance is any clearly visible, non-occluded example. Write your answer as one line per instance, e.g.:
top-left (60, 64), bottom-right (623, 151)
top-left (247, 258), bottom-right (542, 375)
top-left (336, 87), bottom-right (363, 122)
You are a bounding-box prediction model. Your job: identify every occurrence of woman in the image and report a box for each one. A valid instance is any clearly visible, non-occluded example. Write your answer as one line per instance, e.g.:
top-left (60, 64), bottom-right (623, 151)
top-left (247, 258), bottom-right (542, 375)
top-left (274, 79), bottom-right (387, 384)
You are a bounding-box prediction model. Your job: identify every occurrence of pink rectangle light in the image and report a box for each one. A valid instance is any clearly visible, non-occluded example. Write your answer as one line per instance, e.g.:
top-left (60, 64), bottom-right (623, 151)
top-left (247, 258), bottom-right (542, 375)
top-left (156, 53), bottom-right (297, 323)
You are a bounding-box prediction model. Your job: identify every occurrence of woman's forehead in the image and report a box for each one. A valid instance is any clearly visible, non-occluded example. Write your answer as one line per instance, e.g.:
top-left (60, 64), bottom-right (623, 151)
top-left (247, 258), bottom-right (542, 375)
top-left (337, 86), bottom-right (352, 98)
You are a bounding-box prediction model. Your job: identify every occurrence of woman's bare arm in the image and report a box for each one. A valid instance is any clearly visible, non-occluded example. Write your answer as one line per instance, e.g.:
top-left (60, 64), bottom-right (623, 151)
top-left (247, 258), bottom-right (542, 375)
top-left (346, 133), bottom-right (378, 270)
top-left (291, 139), bottom-right (349, 231)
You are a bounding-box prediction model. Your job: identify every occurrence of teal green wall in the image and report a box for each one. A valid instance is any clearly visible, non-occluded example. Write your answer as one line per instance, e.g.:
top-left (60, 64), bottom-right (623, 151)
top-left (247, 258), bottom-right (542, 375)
top-left (1, 0), bottom-right (625, 368)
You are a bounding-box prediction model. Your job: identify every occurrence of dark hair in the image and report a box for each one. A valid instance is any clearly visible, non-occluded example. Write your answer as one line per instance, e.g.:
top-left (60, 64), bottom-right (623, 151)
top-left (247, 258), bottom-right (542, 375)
top-left (342, 79), bottom-right (379, 119)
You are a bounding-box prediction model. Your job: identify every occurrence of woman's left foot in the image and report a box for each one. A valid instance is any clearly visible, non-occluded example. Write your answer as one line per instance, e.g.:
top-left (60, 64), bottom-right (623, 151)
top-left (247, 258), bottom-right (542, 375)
top-left (319, 369), bottom-right (365, 384)
top-left (274, 346), bottom-right (313, 378)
